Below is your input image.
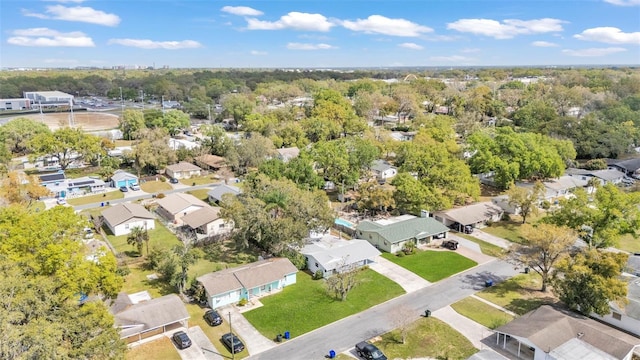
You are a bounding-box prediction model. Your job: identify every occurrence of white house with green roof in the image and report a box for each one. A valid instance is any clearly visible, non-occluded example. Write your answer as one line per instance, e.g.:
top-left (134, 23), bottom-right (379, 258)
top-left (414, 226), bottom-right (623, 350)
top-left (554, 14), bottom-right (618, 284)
top-left (355, 215), bottom-right (449, 253)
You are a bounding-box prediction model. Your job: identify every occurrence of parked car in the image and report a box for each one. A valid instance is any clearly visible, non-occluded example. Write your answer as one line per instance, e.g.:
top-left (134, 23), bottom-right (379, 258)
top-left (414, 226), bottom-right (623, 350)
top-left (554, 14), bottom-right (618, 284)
top-left (221, 333), bottom-right (244, 353)
top-left (172, 331), bottom-right (192, 349)
top-left (169, 178), bottom-right (179, 184)
top-left (203, 309), bottom-right (223, 326)
top-left (56, 198), bottom-right (67, 205)
top-left (443, 239), bottom-right (459, 250)
top-left (119, 186), bottom-right (129, 192)
top-left (129, 183), bottom-right (140, 191)
top-left (355, 341), bottom-right (387, 360)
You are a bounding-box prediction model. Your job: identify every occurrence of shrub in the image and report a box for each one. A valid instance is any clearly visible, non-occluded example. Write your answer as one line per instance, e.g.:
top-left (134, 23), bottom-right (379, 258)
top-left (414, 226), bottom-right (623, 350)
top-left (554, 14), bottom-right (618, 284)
top-left (156, 193), bottom-right (166, 199)
top-left (541, 200), bottom-right (551, 210)
top-left (116, 266), bottom-right (131, 277)
top-left (396, 251), bottom-right (405, 257)
top-left (238, 298), bottom-right (248, 306)
top-left (313, 270), bottom-right (324, 280)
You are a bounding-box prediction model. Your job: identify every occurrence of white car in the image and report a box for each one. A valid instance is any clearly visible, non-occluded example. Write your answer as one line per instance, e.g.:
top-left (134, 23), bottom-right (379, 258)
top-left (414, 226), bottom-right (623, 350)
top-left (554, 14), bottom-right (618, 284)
top-left (129, 184), bottom-right (140, 191)
top-left (56, 198), bottom-right (67, 205)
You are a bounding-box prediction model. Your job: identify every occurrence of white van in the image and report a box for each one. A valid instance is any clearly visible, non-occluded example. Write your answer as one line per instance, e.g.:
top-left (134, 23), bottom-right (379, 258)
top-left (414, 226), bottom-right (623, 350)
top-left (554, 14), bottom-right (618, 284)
top-left (129, 183), bottom-right (140, 191)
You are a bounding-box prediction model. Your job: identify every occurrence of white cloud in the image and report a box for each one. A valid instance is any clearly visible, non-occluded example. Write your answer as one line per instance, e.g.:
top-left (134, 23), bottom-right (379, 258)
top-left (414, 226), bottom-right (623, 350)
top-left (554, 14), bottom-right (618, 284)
top-left (562, 47), bottom-right (627, 57)
top-left (532, 40), bottom-right (559, 47)
top-left (286, 42), bottom-right (335, 50)
top-left (447, 18), bottom-right (564, 39)
top-left (603, 0), bottom-right (640, 6)
top-left (460, 48), bottom-right (481, 53)
top-left (221, 6), bottom-right (263, 16)
top-left (23, 5), bottom-right (120, 26)
top-left (340, 15), bottom-right (432, 37)
top-left (108, 39), bottom-right (202, 49)
top-left (574, 27), bottom-right (640, 44)
top-left (398, 42), bottom-right (423, 50)
top-left (250, 50), bottom-right (267, 55)
top-left (247, 12), bottom-right (333, 32)
top-left (8, 28), bottom-right (94, 47)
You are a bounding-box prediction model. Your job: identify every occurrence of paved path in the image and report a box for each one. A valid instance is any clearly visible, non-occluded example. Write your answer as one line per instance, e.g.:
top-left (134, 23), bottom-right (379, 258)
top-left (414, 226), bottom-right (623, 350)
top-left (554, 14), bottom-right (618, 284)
top-left (470, 294), bottom-right (518, 317)
top-left (469, 229), bottom-right (512, 249)
top-left (368, 255), bottom-right (431, 293)
top-left (188, 326), bottom-right (223, 360)
top-left (221, 304), bottom-right (276, 355)
top-left (432, 306), bottom-right (492, 349)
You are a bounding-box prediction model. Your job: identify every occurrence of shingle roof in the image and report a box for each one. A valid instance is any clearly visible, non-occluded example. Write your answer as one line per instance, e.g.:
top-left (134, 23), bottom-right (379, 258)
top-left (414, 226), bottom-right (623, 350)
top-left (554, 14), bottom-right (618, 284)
top-left (276, 147), bottom-right (300, 160)
top-left (371, 159), bottom-right (394, 173)
top-left (111, 170), bottom-right (137, 182)
top-left (434, 202), bottom-right (503, 225)
top-left (207, 184), bottom-right (241, 202)
top-left (566, 168), bottom-right (626, 181)
top-left (612, 158), bottom-right (640, 173)
top-left (156, 193), bottom-right (208, 215)
top-left (495, 305), bottom-right (639, 360)
top-left (301, 236), bottom-right (380, 271)
top-left (102, 203), bottom-right (154, 227)
top-left (113, 294), bottom-right (189, 338)
top-left (197, 258), bottom-right (297, 296)
top-left (166, 161), bottom-right (201, 172)
top-left (356, 215), bottom-right (449, 244)
top-left (182, 206), bottom-right (221, 229)
top-left (195, 154), bottom-right (227, 168)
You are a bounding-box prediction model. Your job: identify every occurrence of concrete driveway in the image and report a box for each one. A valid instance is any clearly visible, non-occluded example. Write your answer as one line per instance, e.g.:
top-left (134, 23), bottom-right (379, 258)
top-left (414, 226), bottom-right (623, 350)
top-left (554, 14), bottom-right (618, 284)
top-left (470, 229), bottom-right (512, 249)
top-left (221, 305), bottom-right (276, 355)
top-left (188, 326), bottom-right (223, 360)
top-left (166, 329), bottom-right (206, 360)
top-left (368, 255), bottom-right (431, 293)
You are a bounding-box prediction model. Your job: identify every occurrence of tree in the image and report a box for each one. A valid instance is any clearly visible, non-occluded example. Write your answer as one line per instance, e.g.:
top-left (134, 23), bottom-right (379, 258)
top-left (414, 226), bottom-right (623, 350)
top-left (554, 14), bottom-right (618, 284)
top-left (1, 171), bottom-right (51, 206)
top-left (325, 261), bottom-right (360, 301)
top-left (126, 226), bottom-right (149, 256)
top-left (29, 127), bottom-right (104, 170)
top-left (356, 181), bottom-right (395, 215)
top-left (514, 224), bottom-right (576, 292)
top-left (170, 243), bottom-right (202, 296)
top-left (131, 128), bottom-right (177, 176)
top-left (162, 109), bottom-right (191, 136)
top-left (388, 305), bottom-right (415, 344)
top-left (551, 249), bottom-right (628, 315)
top-left (506, 181), bottom-right (544, 223)
top-left (200, 124), bottom-right (233, 156)
top-left (312, 89), bottom-right (366, 137)
top-left (227, 133), bottom-right (275, 172)
top-left (0, 117), bottom-right (51, 155)
top-left (119, 109), bottom-right (146, 140)
top-left (392, 172), bottom-right (436, 215)
top-left (544, 183), bottom-right (640, 249)
top-left (221, 93), bottom-right (255, 127)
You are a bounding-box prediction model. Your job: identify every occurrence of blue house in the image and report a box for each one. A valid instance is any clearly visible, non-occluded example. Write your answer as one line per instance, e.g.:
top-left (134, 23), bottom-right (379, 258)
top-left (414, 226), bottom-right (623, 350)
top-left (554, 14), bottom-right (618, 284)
top-left (197, 258), bottom-right (297, 309)
top-left (110, 170), bottom-right (138, 188)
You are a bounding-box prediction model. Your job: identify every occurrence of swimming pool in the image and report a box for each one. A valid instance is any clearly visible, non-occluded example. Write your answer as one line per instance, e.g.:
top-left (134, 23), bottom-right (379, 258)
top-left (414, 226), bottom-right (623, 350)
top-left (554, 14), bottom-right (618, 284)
top-left (334, 218), bottom-right (355, 228)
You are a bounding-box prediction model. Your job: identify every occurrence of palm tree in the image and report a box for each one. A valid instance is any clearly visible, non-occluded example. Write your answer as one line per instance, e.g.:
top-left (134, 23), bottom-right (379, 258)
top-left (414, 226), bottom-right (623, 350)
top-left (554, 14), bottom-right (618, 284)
top-left (127, 226), bottom-right (148, 256)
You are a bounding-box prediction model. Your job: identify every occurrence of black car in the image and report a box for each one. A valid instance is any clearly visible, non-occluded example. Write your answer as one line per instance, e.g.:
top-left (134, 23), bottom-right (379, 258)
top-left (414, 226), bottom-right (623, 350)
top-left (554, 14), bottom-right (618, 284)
top-left (169, 178), bottom-right (179, 184)
top-left (119, 186), bottom-right (129, 192)
top-left (172, 331), bottom-right (192, 349)
top-left (221, 333), bottom-right (244, 353)
top-left (203, 309), bottom-right (223, 326)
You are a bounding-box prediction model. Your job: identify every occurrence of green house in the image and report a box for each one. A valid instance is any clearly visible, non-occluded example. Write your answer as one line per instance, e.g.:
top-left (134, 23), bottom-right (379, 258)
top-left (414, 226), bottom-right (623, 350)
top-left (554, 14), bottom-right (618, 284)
top-left (355, 215), bottom-right (449, 253)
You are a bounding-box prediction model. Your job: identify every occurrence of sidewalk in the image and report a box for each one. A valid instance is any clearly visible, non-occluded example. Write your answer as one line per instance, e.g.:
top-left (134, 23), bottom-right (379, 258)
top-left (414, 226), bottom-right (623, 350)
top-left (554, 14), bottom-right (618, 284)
top-left (369, 255), bottom-right (431, 293)
top-left (432, 306), bottom-right (492, 349)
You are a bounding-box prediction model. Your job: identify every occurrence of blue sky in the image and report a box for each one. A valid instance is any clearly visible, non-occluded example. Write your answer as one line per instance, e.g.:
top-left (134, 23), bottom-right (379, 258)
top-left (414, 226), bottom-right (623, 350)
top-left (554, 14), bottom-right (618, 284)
top-left (1, 0), bottom-right (639, 68)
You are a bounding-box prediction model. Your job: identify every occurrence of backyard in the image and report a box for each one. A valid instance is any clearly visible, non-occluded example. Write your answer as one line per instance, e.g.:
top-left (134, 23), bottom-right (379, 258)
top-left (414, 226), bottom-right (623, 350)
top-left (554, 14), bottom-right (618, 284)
top-left (243, 269), bottom-right (405, 340)
top-left (108, 220), bottom-right (180, 258)
top-left (381, 250), bottom-right (477, 282)
top-left (475, 273), bottom-right (556, 315)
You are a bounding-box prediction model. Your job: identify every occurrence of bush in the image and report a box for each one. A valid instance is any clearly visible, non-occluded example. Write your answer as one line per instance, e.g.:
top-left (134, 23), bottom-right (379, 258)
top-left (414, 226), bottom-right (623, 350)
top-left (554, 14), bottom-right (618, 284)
top-left (116, 266), bottom-right (131, 277)
top-left (541, 200), bottom-right (551, 210)
top-left (501, 213), bottom-right (511, 222)
top-left (238, 298), bottom-right (248, 306)
top-left (313, 270), bottom-right (324, 280)
top-left (396, 251), bottom-right (405, 257)
top-left (156, 193), bottom-right (166, 199)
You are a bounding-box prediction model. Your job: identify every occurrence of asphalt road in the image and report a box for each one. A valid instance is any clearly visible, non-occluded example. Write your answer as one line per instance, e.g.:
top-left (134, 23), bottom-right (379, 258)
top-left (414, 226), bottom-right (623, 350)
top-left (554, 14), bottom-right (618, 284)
top-left (247, 259), bottom-right (518, 360)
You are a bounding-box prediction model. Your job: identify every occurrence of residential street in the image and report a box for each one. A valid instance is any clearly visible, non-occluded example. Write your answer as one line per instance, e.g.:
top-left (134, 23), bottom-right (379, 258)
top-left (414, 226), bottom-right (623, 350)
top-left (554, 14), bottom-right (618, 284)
top-left (247, 259), bottom-right (518, 359)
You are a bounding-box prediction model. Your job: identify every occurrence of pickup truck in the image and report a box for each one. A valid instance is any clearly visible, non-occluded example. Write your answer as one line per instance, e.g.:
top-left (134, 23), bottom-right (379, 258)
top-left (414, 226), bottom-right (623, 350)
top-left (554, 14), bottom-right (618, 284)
top-left (355, 341), bottom-right (387, 360)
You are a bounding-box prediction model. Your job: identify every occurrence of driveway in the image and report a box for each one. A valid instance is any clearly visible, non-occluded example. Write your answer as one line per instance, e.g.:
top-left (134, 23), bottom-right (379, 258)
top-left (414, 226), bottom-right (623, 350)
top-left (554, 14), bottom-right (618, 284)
top-left (221, 304), bottom-right (276, 355)
top-left (166, 329), bottom-right (206, 360)
top-left (368, 255), bottom-right (431, 293)
top-left (470, 229), bottom-right (512, 249)
top-left (432, 305), bottom-right (491, 349)
top-left (188, 326), bottom-right (223, 360)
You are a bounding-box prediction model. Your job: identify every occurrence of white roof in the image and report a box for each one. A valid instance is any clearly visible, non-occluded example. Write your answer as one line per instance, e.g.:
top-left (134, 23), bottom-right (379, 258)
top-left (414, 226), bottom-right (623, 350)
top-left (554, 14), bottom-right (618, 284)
top-left (301, 235), bottom-right (380, 271)
top-left (549, 337), bottom-right (617, 360)
top-left (111, 171), bottom-right (137, 182)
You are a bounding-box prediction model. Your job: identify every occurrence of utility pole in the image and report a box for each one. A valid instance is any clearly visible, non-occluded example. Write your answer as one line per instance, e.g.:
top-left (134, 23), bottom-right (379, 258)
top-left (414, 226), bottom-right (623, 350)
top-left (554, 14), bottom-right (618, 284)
top-left (119, 87), bottom-right (124, 113)
top-left (229, 312), bottom-right (235, 360)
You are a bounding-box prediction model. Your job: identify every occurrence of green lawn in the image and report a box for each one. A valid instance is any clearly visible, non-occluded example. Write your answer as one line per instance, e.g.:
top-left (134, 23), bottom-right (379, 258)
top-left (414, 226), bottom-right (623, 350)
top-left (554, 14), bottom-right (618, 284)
top-left (617, 233), bottom-right (640, 253)
top-left (480, 221), bottom-right (526, 244)
top-left (126, 337), bottom-right (180, 360)
top-left (381, 250), bottom-right (477, 282)
top-left (451, 297), bottom-right (514, 329)
top-left (108, 220), bottom-right (180, 257)
top-left (456, 234), bottom-right (505, 258)
top-left (378, 317), bottom-right (477, 360)
top-left (66, 191), bottom-right (124, 206)
top-left (185, 303), bottom-right (249, 359)
top-left (475, 274), bottom-right (555, 315)
top-left (140, 181), bottom-right (172, 193)
top-left (180, 176), bottom-right (218, 186)
top-left (243, 269), bottom-right (405, 340)
top-left (187, 189), bottom-right (210, 202)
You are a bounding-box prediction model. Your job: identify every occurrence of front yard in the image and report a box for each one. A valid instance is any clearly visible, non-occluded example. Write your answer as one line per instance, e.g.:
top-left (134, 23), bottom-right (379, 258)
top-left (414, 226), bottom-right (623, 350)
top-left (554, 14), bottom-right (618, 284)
top-left (126, 337), bottom-right (180, 360)
top-left (381, 250), bottom-right (477, 282)
top-left (140, 180), bottom-right (172, 193)
top-left (451, 297), bottom-right (514, 329)
top-left (475, 273), bottom-right (556, 315)
top-left (66, 190), bottom-right (124, 206)
top-left (243, 269), bottom-right (405, 340)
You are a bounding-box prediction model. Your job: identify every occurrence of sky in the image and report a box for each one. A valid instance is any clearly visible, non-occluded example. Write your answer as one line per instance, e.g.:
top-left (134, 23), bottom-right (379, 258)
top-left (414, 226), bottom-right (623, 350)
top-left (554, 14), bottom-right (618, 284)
top-left (1, 0), bottom-right (639, 69)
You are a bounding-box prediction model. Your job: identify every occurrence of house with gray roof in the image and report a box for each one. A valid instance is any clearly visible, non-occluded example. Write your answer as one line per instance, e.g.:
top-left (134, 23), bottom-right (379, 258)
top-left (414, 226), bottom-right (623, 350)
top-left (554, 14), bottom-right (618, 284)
top-left (110, 170), bottom-right (138, 188)
top-left (355, 214), bottom-right (449, 253)
top-left (433, 202), bottom-right (503, 232)
top-left (155, 193), bottom-right (209, 223)
top-left (165, 161), bottom-right (202, 179)
top-left (181, 206), bottom-right (233, 239)
top-left (370, 159), bottom-right (397, 182)
top-left (207, 184), bottom-right (242, 203)
top-left (197, 258), bottom-right (297, 309)
top-left (566, 168), bottom-right (625, 186)
top-left (102, 203), bottom-right (155, 236)
top-left (610, 158), bottom-right (640, 178)
top-left (301, 234), bottom-right (380, 278)
top-left (494, 305), bottom-right (640, 360)
top-left (275, 147), bottom-right (300, 162)
top-left (111, 292), bottom-right (189, 344)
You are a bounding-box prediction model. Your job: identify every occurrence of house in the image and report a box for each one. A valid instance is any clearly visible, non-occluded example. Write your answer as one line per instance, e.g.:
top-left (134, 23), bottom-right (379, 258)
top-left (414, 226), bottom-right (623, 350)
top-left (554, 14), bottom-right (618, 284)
top-left (155, 193), bottom-right (209, 223)
top-left (181, 206), bottom-right (233, 239)
top-left (110, 292), bottom-right (189, 344)
top-left (433, 202), bottom-right (503, 232)
top-left (507, 175), bottom-right (590, 208)
top-left (197, 258), bottom-right (297, 309)
top-left (390, 131), bottom-right (416, 142)
top-left (110, 170), bottom-right (138, 188)
top-left (165, 162), bottom-right (202, 180)
top-left (66, 176), bottom-right (106, 195)
top-left (592, 275), bottom-right (640, 337)
top-left (275, 147), bottom-right (300, 162)
top-left (195, 154), bottom-right (227, 171)
top-left (38, 171), bottom-right (66, 186)
top-left (102, 203), bottom-right (155, 236)
top-left (566, 168), bottom-right (626, 186)
top-left (168, 138), bottom-right (200, 151)
top-left (370, 159), bottom-right (397, 182)
top-left (355, 214), bottom-right (449, 253)
top-left (301, 234), bottom-right (381, 278)
top-left (610, 158), bottom-right (640, 179)
top-left (494, 305), bottom-right (640, 360)
top-left (207, 184), bottom-right (241, 203)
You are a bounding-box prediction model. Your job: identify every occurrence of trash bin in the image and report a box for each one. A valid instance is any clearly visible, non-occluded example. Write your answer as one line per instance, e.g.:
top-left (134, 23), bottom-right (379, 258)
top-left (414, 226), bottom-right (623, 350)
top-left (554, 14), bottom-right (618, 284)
top-left (100, 202), bottom-right (104, 207)
top-left (424, 309), bottom-right (431, 317)
top-left (276, 334), bottom-right (282, 342)
top-left (284, 331), bottom-right (290, 339)
top-left (524, 267), bottom-right (530, 274)
top-left (485, 279), bottom-right (493, 287)
top-left (329, 350), bottom-right (336, 358)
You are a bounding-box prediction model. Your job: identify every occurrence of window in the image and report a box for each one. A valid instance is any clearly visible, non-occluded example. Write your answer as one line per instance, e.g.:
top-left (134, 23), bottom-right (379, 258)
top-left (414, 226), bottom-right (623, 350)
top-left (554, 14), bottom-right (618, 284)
top-left (315, 262), bottom-right (318, 267)
top-left (125, 224), bottom-right (129, 229)
top-left (612, 312), bottom-right (622, 320)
